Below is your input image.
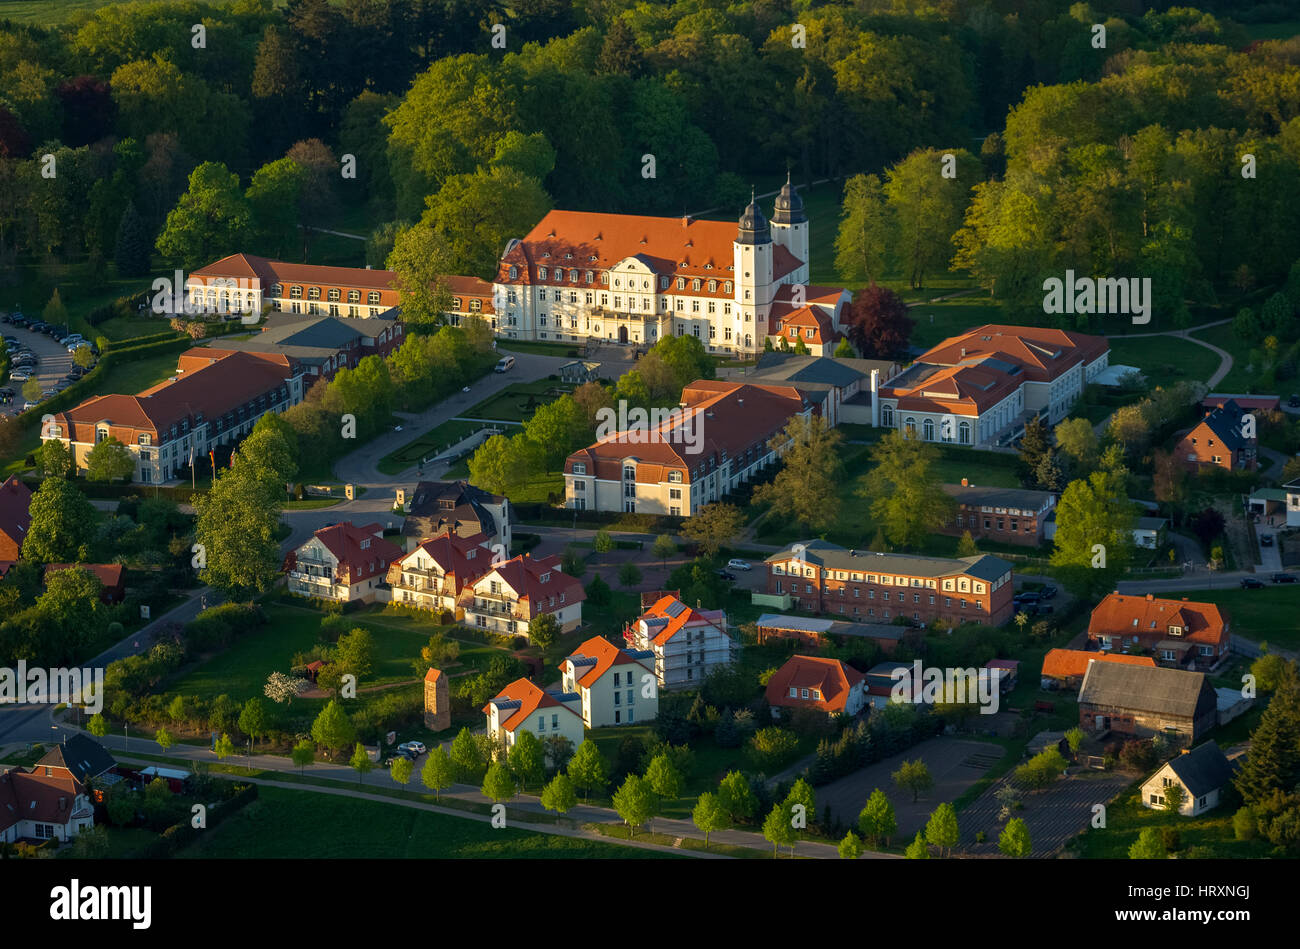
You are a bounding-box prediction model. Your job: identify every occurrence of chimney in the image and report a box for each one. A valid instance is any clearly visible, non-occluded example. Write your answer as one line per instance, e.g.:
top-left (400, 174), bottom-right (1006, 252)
top-left (961, 478), bottom-right (968, 487)
top-left (682, 216), bottom-right (690, 227)
top-left (1146, 593), bottom-right (1154, 600)
top-left (365, 264), bottom-right (372, 270)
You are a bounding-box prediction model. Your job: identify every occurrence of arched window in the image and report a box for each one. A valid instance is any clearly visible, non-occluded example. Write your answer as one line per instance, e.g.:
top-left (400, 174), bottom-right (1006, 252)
top-left (923, 418), bottom-right (935, 441)
top-left (348, 290), bottom-right (360, 303)
top-left (881, 405), bottom-right (894, 427)
top-left (328, 288), bottom-right (340, 302)
top-left (904, 417), bottom-right (917, 435)
top-left (289, 286), bottom-right (303, 299)
top-left (959, 421), bottom-right (971, 444)
top-left (509, 266), bottom-right (518, 280)
top-left (368, 291), bottom-right (381, 304)
top-left (270, 284), bottom-right (282, 297)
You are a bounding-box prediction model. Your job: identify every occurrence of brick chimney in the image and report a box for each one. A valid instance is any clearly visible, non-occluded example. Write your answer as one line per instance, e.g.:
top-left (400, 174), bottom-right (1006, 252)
top-left (961, 478), bottom-right (968, 487)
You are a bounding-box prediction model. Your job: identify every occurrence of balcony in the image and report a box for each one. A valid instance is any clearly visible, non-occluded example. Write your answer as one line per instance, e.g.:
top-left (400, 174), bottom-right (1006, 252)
top-left (472, 593), bottom-right (524, 618)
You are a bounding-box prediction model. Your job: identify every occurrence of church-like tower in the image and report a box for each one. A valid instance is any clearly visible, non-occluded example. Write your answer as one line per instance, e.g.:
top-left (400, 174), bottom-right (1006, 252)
top-left (770, 172), bottom-right (809, 283)
top-left (734, 189), bottom-right (774, 353)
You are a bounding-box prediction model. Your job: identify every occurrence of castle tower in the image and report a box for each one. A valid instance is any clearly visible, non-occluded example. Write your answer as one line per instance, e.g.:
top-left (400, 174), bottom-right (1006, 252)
top-left (770, 172), bottom-right (809, 284)
top-left (733, 188), bottom-right (774, 354)
top-left (423, 668), bottom-right (450, 731)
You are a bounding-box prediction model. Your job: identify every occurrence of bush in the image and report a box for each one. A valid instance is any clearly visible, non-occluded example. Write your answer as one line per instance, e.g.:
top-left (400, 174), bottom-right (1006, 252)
top-left (746, 726), bottom-right (799, 771)
top-left (1233, 806), bottom-right (1258, 841)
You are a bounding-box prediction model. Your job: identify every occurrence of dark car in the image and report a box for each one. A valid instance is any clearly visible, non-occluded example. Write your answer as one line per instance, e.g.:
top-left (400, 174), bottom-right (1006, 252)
top-left (716, 570), bottom-right (736, 582)
top-left (1261, 534), bottom-right (1275, 547)
top-left (1241, 577), bottom-right (1265, 589)
top-left (1038, 584), bottom-right (1057, 600)
top-left (1291, 393), bottom-right (1300, 408)
top-left (1013, 591), bottom-right (1040, 605)
top-left (1272, 573), bottom-right (1299, 583)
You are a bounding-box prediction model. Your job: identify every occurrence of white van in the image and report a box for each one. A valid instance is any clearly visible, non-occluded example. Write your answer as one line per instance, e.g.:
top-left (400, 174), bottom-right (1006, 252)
top-left (494, 355), bottom-right (515, 373)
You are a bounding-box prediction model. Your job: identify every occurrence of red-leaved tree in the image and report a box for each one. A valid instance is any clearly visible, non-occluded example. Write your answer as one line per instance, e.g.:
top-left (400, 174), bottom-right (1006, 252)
top-left (841, 283), bottom-right (914, 359)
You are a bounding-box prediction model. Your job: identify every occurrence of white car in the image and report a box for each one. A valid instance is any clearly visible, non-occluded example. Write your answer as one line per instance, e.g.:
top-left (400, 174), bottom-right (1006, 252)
top-left (726, 558), bottom-right (752, 571)
top-left (9, 370), bottom-right (29, 381)
top-left (398, 741), bottom-right (426, 756)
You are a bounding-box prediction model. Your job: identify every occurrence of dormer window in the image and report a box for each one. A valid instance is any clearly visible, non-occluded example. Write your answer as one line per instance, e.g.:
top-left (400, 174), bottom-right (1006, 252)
top-left (1169, 625), bottom-right (1183, 636)
top-left (361, 539), bottom-right (371, 549)
top-left (539, 266), bottom-right (548, 279)
top-left (540, 572), bottom-right (550, 583)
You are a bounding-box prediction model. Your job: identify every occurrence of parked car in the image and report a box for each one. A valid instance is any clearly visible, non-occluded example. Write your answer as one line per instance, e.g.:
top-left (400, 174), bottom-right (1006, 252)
top-left (9, 371), bottom-right (29, 382)
top-left (1013, 591), bottom-right (1040, 605)
top-left (1038, 584), bottom-right (1057, 600)
top-left (398, 741), bottom-right (426, 756)
top-left (716, 569), bottom-right (736, 581)
top-left (1240, 577), bottom-right (1265, 589)
top-left (494, 355), bottom-right (515, 373)
top-left (1261, 534), bottom-right (1274, 547)
top-left (1290, 393), bottom-right (1299, 408)
top-left (1271, 573), bottom-right (1298, 583)
top-left (726, 558), bottom-right (752, 571)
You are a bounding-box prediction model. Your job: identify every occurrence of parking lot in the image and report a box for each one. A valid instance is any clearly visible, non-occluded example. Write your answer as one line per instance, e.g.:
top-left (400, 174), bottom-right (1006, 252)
top-left (2, 315), bottom-right (90, 416)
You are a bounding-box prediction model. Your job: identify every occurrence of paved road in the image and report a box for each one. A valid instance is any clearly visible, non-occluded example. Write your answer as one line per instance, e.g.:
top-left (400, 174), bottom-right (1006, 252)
top-left (3, 323), bottom-right (75, 414)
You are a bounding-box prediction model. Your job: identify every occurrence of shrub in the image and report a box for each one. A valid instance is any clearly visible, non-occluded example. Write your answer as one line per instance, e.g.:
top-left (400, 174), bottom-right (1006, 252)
top-left (746, 726), bottom-right (799, 771)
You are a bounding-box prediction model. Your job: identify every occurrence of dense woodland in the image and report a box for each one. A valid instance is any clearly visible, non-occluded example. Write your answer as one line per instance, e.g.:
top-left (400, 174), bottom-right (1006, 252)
top-left (0, 0), bottom-right (1294, 304)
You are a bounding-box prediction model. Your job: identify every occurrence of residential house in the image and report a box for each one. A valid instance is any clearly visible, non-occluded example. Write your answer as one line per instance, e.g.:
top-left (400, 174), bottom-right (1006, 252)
top-left (1140, 741), bottom-right (1236, 816)
top-left (1176, 399), bottom-right (1256, 472)
top-left (939, 481), bottom-right (1056, 547)
top-left (48, 350), bottom-right (304, 484)
top-left (623, 593), bottom-right (738, 689)
top-left (0, 474), bottom-right (31, 562)
top-left (35, 735), bottom-right (117, 788)
top-left (0, 757), bottom-right (96, 844)
top-left (284, 522), bottom-right (403, 603)
top-left (753, 613), bottom-right (906, 654)
top-left (1077, 662), bottom-right (1218, 745)
top-left (560, 636), bottom-right (658, 727)
top-left (765, 539), bottom-right (1015, 626)
top-left (875, 324), bottom-right (1109, 447)
top-left (387, 531), bottom-right (493, 615)
top-left (1086, 593), bottom-right (1228, 670)
top-left (1040, 648), bottom-right (1157, 690)
top-left (44, 563), bottom-right (126, 603)
top-left (1132, 516), bottom-right (1168, 550)
top-left (461, 553), bottom-right (585, 638)
top-left (483, 677), bottom-right (584, 751)
top-left (564, 380), bottom-right (813, 515)
top-left (765, 655), bottom-right (867, 719)
top-left (398, 480), bottom-right (511, 553)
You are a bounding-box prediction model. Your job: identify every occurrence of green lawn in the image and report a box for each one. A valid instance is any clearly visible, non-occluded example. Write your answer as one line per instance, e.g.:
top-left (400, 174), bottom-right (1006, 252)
top-left (906, 292), bottom-right (1007, 350)
top-left (177, 784), bottom-right (675, 859)
top-left (378, 418), bottom-right (502, 475)
top-left (1189, 323), bottom-right (1259, 394)
top-left (498, 339), bottom-right (586, 358)
top-left (1106, 336), bottom-right (1222, 389)
top-left (98, 348), bottom-right (187, 396)
top-left (463, 380), bottom-right (576, 423)
top-left (1174, 585), bottom-right (1300, 652)
top-left (0, 0), bottom-right (118, 25)
top-left (97, 314), bottom-right (183, 343)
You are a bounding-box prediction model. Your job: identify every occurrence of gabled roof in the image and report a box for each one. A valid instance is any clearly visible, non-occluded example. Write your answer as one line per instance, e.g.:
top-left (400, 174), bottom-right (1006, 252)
top-left (403, 480), bottom-right (506, 540)
top-left (942, 482), bottom-right (1056, 513)
top-left (35, 735), bottom-right (116, 785)
top-left (0, 474), bottom-right (31, 548)
top-left (390, 531), bottom-right (492, 592)
top-left (483, 677), bottom-right (582, 732)
top-left (1041, 648), bottom-right (1157, 679)
top-left (636, 594), bottom-right (728, 646)
top-left (0, 766), bottom-right (85, 833)
top-left (1078, 662), bottom-right (1213, 719)
top-left (1193, 401), bottom-right (1249, 451)
top-left (287, 522), bottom-right (403, 582)
top-left (1088, 593), bottom-right (1227, 649)
top-left (473, 553), bottom-right (585, 616)
top-left (191, 253), bottom-right (400, 295)
top-left (44, 563), bottom-right (125, 589)
top-left (766, 539), bottom-right (1011, 584)
top-left (564, 635), bottom-right (655, 689)
top-left (746, 353), bottom-right (897, 389)
top-left (764, 654), bottom-right (863, 713)
top-left (1160, 741), bottom-right (1235, 797)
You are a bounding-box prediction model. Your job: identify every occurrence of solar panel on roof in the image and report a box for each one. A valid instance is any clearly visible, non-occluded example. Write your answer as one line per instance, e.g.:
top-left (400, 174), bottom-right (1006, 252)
top-left (664, 600), bottom-right (687, 617)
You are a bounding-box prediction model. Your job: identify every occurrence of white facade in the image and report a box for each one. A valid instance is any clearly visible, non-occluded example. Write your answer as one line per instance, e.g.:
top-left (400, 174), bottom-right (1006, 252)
top-left (562, 657), bottom-right (659, 728)
top-left (485, 696), bottom-right (585, 750)
top-left (1140, 765), bottom-right (1222, 817)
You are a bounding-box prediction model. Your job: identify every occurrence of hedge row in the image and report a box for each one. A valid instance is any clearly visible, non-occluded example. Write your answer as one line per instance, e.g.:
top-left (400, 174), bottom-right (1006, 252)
top-left (133, 783), bottom-right (259, 859)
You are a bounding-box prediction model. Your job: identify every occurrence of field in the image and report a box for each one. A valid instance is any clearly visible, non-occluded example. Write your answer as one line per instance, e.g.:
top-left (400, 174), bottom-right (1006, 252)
top-left (1173, 585), bottom-right (1300, 652)
top-left (0, 0), bottom-right (115, 25)
top-left (177, 785), bottom-right (674, 859)
top-left (1105, 336), bottom-right (1222, 390)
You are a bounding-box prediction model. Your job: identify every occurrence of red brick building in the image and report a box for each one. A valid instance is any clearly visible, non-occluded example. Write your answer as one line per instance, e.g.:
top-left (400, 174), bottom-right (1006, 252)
top-left (939, 480), bottom-right (1056, 547)
top-left (1176, 400), bottom-right (1256, 472)
top-left (765, 540), bottom-right (1015, 627)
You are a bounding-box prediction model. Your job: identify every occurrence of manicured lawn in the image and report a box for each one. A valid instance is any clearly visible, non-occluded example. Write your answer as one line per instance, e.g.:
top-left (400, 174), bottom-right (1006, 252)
top-left (463, 380), bottom-right (576, 422)
top-left (97, 315), bottom-right (183, 343)
top-left (377, 418), bottom-right (503, 475)
top-left (498, 339), bottom-right (586, 358)
top-left (1173, 585), bottom-right (1300, 652)
top-left (1189, 322), bottom-right (1259, 393)
top-left (177, 784), bottom-right (675, 858)
top-left (99, 348), bottom-right (187, 395)
top-left (168, 605), bottom-right (323, 704)
top-left (906, 292), bottom-right (1007, 350)
top-left (282, 497), bottom-right (342, 510)
top-left (0, 0), bottom-right (114, 24)
top-left (1106, 336), bottom-right (1222, 389)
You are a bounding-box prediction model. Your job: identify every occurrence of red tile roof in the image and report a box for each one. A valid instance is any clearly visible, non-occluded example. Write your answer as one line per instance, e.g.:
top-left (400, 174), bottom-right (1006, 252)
top-left (286, 522), bottom-right (404, 584)
top-left (389, 531), bottom-right (493, 594)
top-left (469, 553), bottom-right (585, 620)
top-left (1087, 593), bottom-right (1228, 650)
top-left (0, 766), bottom-right (85, 833)
top-left (483, 677), bottom-right (582, 733)
top-left (635, 594), bottom-right (727, 646)
top-left (764, 655), bottom-right (864, 713)
top-left (918, 324), bottom-right (1109, 383)
top-left (564, 635), bottom-right (654, 689)
top-left (1041, 648), bottom-right (1157, 679)
top-left (775, 304), bottom-right (838, 346)
top-left (44, 563), bottom-right (125, 589)
top-left (191, 253), bottom-right (400, 297)
top-left (0, 474), bottom-right (31, 550)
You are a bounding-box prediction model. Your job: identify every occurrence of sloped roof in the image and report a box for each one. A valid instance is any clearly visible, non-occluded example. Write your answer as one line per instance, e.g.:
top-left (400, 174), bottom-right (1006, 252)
top-left (766, 539), bottom-right (1011, 584)
top-left (1193, 401), bottom-right (1249, 451)
top-left (637, 594), bottom-right (728, 646)
top-left (483, 677), bottom-right (582, 732)
top-left (0, 474), bottom-right (31, 548)
top-left (564, 636), bottom-right (654, 689)
top-left (390, 531), bottom-right (492, 592)
top-left (942, 482), bottom-right (1056, 513)
top-left (0, 766), bottom-right (84, 833)
top-left (1088, 593), bottom-right (1227, 649)
top-left (1041, 648), bottom-right (1157, 679)
top-left (288, 521), bottom-right (403, 582)
top-left (35, 735), bottom-right (116, 785)
top-left (474, 553), bottom-right (585, 617)
top-left (1078, 662), bottom-right (1212, 718)
top-left (1162, 741), bottom-right (1235, 797)
top-left (764, 654), bottom-right (863, 713)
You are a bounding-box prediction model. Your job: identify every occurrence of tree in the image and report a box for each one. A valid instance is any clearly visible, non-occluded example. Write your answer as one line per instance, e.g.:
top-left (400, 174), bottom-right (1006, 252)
top-left (265, 671), bottom-right (308, 707)
top-left (762, 801), bottom-right (796, 857)
top-left (421, 747), bottom-right (456, 801)
top-left (892, 759), bottom-right (933, 803)
top-left (692, 791), bottom-right (729, 848)
top-left (73, 345), bottom-right (96, 369)
top-left (652, 534), bottom-right (676, 569)
top-left (22, 377), bottom-right (43, 405)
top-left (385, 220), bottom-right (455, 325)
top-left (449, 727), bottom-right (487, 783)
top-left (333, 627), bottom-right (374, 683)
top-left (841, 283), bottom-right (914, 358)
top-left (924, 803), bottom-right (959, 857)
top-left (858, 788), bottom-right (897, 847)
top-left (1107, 405), bottom-right (1152, 460)
top-left (593, 529), bottom-right (614, 553)
top-left (956, 531), bottom-right (980, 557)
top-left (681, 503), bottom-right (745, 558)
top-left (905, 830), bottom-right (930, 859)
top-left (617, 563), bottom-right (642, 588)
top-left (834, 338), bottom-right (855, 358)
top-left (421, 165), bottom-right (553, 280)
top-left (528, 613), bottom-right (559, 651)
top-left (1055, 417), bottom-right (1099, 472)
top-left (350, 742), bottom-right (374, 783)
top-left (862, 430), bottom-right (955, 549)
top-left (1050, 469), bottom-right (1137, 598)
top-left (154, 727), bottom-right (174, 752)
top-left (213, 733), bottom-right (235, 761)
top-left (84, 437), bottom-right (135, 483)
top-left (838, 831), bottom-right (863, 860)
top-left (1235, 662), bottom-right (1300, 805)
top-left (717, 770), bottom-right (758, 824)
top-left (34, 439), bottom-right (73, 479)
top-left (22, 477), bottom-right (96, 563)
top-left (291, 738), bottom-right (314, 774)
top-left (568, 740), bottom-right (608, 802)
top-left (835, 173), bottom-right (892, 285)
top-left (508, 729), bottom-right (546, 791)
top-left (1128, 827), bottom-right (1167, 859)
top-left (310, 700), bottom-right (356, 757)
top-left (155, 161), bottom-right (251, 269)
top-left (884, 148), bottom-right (978, 289)
top-left (192, 460), bottom-right (282, 599)
top-left (1163, 781), bottom-right (1185, 815)
top-left (644, 753), bottom-right (683, 831)
top-left (1065, 727), bottom-right (1085, 756)
top-left (612, 774), bottom-right (656, 837)
top-left (238, 697), bottom-right (268, 747)
top-left (752, 414), bottom-right (845, 532)
top-left (87, 713), bottom-right (107, 738)
top-left (541, 773), bottom-right (578, 815)
top-left (390, 755), bottom-right (413, 787)
top-left (998, 817), bottom-right (1032, 857)
top-left (114, 200), bottom-right (152, 276)
top-left (245, 157), bottom-right (306, 258)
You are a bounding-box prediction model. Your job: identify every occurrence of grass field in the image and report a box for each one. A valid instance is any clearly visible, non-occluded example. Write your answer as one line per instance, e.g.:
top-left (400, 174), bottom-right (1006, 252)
top-left (1106, 336), bottom-right (1223, 389)
top-left (177, 784), bottom-right (674, 859)
top-left (1189, 322), bottom-right (1259, 393)
top-left (377, 418), bottom-right (501, 475)
top-left (0, 0), bottom-right (116, 25)
top-left (463, 380), bottom-right (576, 423)
top-left (1173, 585), bottom-right (1300, 651)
